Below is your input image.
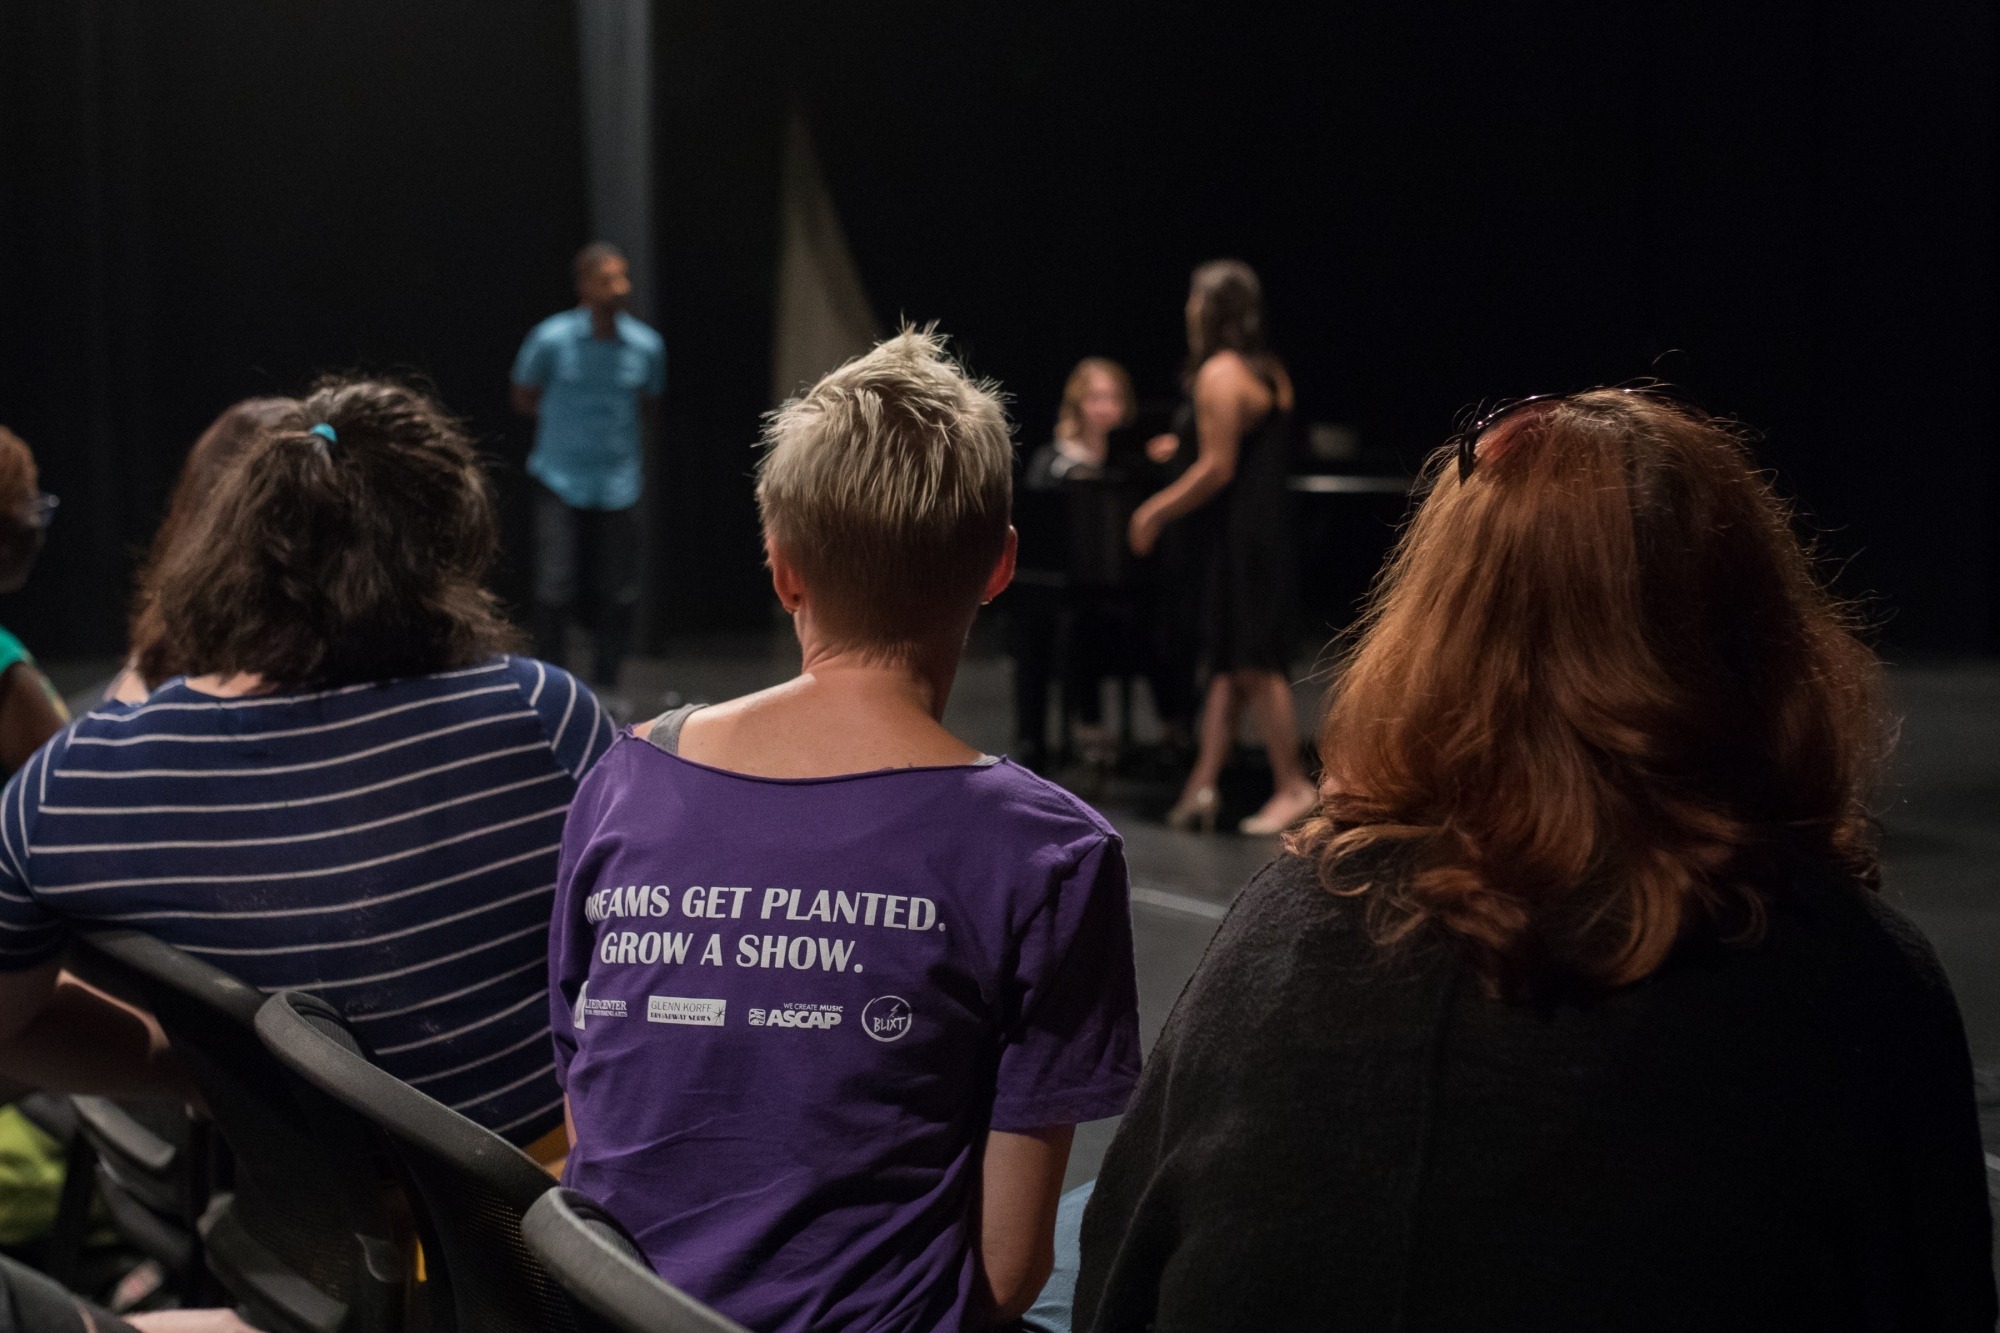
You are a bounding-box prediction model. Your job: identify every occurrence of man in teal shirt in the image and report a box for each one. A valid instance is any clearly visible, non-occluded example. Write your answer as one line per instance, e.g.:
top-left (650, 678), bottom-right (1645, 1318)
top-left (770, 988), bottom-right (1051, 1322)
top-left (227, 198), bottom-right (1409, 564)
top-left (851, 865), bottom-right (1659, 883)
top-left (510, 243), bottom-right (665, 704)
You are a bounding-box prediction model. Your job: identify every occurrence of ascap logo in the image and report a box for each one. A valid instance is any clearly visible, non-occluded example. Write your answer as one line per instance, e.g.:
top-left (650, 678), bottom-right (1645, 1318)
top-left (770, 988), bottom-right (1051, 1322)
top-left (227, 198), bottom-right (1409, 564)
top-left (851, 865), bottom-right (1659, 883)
top-left (747, 1003), bottom-right (844, 1031)
top-left (646, 996), bottom-right (725, 1026)
top-left (861, 995), bottom-right (913, 1043)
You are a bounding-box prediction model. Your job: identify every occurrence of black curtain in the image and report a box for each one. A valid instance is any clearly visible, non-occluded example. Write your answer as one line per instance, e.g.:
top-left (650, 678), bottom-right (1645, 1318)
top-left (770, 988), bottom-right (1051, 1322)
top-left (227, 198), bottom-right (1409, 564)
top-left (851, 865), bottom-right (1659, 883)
top-left (0, 0), bottom-right (588, 660)
top-left (646, 7), bottom-right (788, 635)
top-left (680, 0), bottom-right (1994, 654)
top-left (4, 3), bottom-right (1993, 654)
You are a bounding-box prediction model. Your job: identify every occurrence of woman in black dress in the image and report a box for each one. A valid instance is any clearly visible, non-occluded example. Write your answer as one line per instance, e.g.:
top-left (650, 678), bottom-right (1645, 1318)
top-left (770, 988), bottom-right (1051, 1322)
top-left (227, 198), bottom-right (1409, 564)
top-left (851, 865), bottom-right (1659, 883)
top-left (1129, 261), bottom-right (1311, 834)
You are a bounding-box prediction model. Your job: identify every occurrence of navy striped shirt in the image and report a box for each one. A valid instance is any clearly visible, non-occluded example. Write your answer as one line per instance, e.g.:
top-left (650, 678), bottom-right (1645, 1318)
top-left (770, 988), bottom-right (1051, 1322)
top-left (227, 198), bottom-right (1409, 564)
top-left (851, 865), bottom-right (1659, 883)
top-left (0, 656), bottom-right (614, 1143)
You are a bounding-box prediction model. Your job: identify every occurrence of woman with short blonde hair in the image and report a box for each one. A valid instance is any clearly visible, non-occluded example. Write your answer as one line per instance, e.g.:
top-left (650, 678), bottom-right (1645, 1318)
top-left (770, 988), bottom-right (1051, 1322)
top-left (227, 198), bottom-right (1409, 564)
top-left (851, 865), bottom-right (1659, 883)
top-left (552, 329), bottom-right (1141, 1333)
top-left (754, 328), bottom-right (1015, 654)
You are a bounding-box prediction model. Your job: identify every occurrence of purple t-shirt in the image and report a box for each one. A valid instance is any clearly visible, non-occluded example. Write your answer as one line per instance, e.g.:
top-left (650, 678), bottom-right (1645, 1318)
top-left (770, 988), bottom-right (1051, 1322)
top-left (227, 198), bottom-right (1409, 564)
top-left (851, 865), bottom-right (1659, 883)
top-left (549, 732), bottom-right (1141, 1333)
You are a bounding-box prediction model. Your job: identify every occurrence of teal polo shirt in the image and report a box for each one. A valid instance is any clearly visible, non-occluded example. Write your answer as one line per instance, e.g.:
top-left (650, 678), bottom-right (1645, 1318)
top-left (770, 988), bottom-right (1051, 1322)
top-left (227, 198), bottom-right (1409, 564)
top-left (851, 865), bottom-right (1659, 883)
top-left (512, 307), bottom-right (665, 511)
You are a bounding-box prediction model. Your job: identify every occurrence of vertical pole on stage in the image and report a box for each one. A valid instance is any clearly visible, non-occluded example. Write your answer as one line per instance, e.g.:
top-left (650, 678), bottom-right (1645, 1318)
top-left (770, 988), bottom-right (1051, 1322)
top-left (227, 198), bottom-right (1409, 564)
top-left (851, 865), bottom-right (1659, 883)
top-left (575, 0), bottom-right (655, 315)
top-left (574, 0), bottom-right (661, 652)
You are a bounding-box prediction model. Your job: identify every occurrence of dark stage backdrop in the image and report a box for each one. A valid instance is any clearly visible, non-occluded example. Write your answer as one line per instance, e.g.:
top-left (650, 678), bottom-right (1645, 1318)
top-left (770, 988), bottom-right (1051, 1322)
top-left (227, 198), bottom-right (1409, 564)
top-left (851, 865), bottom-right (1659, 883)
top-left (1, 3), bottom-right (1994, 656)
top-left (670, 0), bottom-right (1994, 653)
top-left (0, 0), bottom-right (586, 660)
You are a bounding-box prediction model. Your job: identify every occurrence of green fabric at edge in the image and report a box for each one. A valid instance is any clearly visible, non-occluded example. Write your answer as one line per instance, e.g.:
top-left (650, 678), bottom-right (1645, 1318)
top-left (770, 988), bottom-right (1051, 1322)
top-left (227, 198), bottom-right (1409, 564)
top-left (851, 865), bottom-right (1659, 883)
top-left (0, 1104), bottom-right (65, 1246)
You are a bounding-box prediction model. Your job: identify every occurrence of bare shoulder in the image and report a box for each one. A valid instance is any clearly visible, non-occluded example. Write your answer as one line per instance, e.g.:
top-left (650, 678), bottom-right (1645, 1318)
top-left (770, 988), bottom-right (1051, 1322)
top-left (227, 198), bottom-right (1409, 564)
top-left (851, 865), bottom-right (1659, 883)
top-left (676, 681), bottom-right (981, 777)
top-left (1195, 350), bottom-right (1260, 397)
top-left (1196, 351), bottom-right (1289, 415)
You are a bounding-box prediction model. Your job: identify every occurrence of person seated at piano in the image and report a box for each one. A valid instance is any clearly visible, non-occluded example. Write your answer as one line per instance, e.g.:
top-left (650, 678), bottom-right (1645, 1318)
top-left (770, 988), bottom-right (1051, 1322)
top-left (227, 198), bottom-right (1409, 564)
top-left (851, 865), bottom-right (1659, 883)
top-left (1013, 358), bottom-right (1137, 776)
top-left (1026, 359), bottom-right (1134, 490)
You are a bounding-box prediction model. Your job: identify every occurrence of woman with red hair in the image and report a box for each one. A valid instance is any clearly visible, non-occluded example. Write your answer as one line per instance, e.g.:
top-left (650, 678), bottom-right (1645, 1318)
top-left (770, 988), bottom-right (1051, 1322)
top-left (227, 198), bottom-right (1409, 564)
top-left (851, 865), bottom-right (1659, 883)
top-left (1076, 390), bottom-right (1994, 1330)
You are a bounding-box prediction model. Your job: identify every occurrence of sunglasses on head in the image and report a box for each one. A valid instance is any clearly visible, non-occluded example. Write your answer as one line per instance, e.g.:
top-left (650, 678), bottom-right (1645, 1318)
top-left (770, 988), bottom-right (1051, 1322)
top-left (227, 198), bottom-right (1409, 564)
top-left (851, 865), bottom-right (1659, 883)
top-left (1448, 385), bottom-right (1698, 483)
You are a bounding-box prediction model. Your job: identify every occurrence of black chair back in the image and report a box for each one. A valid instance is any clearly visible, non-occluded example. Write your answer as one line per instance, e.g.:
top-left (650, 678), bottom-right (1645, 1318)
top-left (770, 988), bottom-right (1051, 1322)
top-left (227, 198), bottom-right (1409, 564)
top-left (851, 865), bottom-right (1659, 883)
top-left (521, 1190), bottom-right (747, 1333)
top-left (66, 930), bottom-right (404, 1333)
top-left (64, 1097), bottom-right (206, 1299)
top-left (256, 991), bottom-right (593, 1333)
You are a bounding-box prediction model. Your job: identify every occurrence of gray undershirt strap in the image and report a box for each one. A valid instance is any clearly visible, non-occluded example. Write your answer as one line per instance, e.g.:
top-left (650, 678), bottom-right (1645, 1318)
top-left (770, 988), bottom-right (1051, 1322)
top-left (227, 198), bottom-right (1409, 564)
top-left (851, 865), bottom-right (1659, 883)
top-left (642, 703), bottom-right (704, 755)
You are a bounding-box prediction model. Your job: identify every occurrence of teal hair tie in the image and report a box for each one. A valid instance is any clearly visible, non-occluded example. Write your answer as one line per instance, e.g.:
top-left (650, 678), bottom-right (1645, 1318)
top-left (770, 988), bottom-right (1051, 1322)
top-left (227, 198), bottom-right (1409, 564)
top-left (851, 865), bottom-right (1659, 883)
top-left (308, 423), bottom-right (338, 444)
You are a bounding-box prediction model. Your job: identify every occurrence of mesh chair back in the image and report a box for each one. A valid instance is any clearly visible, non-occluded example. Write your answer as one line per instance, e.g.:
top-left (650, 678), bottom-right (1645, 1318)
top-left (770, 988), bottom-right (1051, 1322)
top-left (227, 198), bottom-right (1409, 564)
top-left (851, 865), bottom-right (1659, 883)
top-left (39, 1092), bottom-right (206, 1301)
top-left (522, 1190), bottom-right (748, 1333)
top-left (66, 930), bottom-right (404, 1333)
top-left (257, 991), bottom-right (595, 1333)
top-left (72, 1097), bottom-right (204, 1288)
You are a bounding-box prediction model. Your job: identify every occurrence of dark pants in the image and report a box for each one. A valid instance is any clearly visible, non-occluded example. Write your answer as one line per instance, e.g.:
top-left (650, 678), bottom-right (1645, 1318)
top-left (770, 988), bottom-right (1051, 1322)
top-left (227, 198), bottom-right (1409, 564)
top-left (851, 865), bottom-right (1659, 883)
top-left (1012, 587), bottom-right (1145, 754)
top-left (533, 487), bottom-right (641, 687)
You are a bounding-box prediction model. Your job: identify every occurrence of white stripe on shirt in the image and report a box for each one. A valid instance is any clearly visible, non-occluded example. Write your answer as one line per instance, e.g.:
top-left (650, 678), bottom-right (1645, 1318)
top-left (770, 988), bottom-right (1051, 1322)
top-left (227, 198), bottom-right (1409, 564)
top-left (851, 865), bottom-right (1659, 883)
top-left (66, 683), bottom-right (518, 747)
top-left (385, 991), bottom-right (549, 1060)
top-left (52, 712), bottom-right (532, 781)
top-left (37, 743), bottom-right (550, 816)
top-left (36, 771), bottom-right (565, 854)
top-left (30, 807), bottom-right (567, 895)
top-left (88, 845), bottom-right (559, 923)
top-left (279, 921), bottom-right (549, 992)
top-left (180, 882), bottom-right (553, 959)
top-left (350, 955), bottom-right (547, 1023)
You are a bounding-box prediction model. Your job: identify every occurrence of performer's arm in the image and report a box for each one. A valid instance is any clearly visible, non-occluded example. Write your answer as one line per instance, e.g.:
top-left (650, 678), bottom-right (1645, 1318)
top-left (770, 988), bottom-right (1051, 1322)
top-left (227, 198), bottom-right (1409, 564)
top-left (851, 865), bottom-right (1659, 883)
top-left (1127, 354), bottom-right (1256, 554)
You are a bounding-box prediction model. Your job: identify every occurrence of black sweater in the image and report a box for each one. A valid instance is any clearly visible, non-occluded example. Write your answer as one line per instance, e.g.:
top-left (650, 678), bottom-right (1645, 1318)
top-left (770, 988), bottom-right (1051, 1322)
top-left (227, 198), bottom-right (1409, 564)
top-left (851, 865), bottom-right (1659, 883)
top-left (1077, 854), bottom-right (1995, 1332)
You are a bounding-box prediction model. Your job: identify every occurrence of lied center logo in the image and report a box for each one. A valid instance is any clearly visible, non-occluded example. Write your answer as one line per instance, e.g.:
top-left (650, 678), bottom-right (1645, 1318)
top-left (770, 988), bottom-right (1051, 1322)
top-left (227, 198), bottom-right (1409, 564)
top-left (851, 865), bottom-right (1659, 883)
top-left (747, 1002), bottom-right (843, 1031)
top-left (861, 995), bottom-right (913, 1043)
top-left (570, 980), bottom-right (629, 1030)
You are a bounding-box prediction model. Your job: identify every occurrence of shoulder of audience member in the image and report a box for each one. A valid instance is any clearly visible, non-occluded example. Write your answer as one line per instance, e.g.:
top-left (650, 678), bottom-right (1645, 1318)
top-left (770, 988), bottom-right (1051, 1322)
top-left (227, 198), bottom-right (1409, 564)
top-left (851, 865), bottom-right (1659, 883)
top-left (1780, 860), bottom-right (1964, 1018)
top-left (1202, 850), bottom-right (1417, 981)
top-left (986, 757), bottom-right (1122, 851)
top-left (498, 655), bottom-right (615, 766)
top-left (0, 715), bottom-right (79, 828)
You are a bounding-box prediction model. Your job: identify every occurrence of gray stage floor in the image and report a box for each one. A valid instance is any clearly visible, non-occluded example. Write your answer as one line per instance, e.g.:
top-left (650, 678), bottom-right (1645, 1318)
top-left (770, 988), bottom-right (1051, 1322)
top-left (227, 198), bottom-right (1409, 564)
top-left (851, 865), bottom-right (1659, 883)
top-left (47, 644), bottom-right (2000, 1190)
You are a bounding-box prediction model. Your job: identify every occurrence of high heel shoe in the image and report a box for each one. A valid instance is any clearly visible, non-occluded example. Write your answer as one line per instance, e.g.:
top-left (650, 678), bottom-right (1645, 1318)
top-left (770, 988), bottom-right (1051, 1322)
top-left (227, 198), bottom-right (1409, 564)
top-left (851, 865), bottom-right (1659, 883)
top-left (1165, 785), bottom-right (1220, 834)
top-left (1238, 783), bottom-right (1318, 836)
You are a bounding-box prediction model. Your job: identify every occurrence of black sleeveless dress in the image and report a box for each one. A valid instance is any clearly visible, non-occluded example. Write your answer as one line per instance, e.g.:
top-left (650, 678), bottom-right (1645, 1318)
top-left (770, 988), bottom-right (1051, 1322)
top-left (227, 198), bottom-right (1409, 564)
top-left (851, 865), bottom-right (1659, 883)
top-left (1175, 374), bottom-right (1296, 674)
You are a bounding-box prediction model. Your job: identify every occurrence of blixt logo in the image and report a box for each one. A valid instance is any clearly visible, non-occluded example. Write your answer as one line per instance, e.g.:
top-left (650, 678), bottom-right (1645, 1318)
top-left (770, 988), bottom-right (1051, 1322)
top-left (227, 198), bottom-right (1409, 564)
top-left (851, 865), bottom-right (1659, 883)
top-left (861, 996), bottom-right (913, 1043)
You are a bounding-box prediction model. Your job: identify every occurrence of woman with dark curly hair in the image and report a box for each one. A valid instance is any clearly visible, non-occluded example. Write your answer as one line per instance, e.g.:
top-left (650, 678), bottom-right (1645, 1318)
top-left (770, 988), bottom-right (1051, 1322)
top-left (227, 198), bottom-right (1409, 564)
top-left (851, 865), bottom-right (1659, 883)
top-left (1078, 390), bottom-right (1995, 1331)
top-left (0, 378), bottom-right (613, 1155)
